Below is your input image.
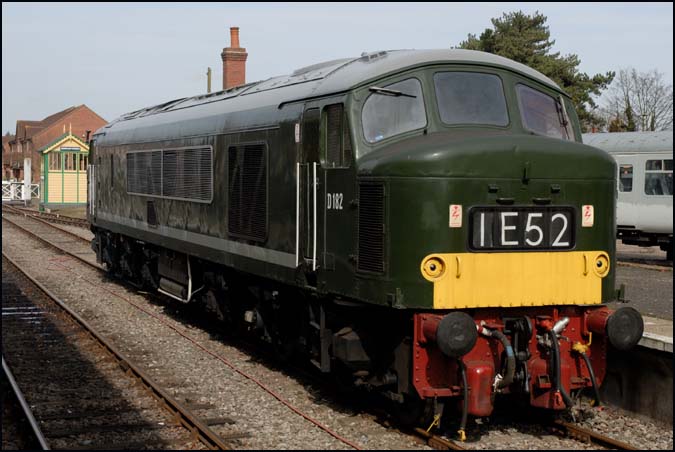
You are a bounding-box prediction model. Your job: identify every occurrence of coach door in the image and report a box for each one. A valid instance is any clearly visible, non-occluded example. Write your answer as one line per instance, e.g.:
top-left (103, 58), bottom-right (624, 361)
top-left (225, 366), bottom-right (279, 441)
top-left (298, 107), bottom-right (323, 275)
top-left (615, 154), bottom-right (638, 228)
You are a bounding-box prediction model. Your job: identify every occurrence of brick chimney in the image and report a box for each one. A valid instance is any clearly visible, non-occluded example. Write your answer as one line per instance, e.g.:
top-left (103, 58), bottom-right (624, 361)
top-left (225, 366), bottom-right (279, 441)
top-left (221, 27), bottom-right (248, 90)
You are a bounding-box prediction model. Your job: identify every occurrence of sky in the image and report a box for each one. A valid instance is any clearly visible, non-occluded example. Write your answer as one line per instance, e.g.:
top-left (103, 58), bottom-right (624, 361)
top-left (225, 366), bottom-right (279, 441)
top-left (2, 2), bottom-right (673, 133)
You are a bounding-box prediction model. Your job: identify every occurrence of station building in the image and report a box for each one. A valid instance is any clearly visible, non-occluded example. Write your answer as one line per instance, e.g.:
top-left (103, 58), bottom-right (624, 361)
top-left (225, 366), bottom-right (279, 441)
top-left (4, 105), bottom-right (107, 183)
top-left (2, 104), bottom-right (106, 207)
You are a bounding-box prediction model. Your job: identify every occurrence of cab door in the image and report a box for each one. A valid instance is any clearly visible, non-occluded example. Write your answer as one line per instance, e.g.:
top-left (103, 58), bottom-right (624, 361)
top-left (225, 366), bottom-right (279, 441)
top-left (298, 107), bottom-right (322, 277)
top-left (320, 103), bottom-right (357, 293)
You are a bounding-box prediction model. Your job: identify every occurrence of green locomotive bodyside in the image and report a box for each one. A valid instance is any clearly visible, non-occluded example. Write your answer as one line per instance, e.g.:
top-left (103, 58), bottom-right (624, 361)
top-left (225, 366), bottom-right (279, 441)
top-left (89, 49), bottom-right (617, 311)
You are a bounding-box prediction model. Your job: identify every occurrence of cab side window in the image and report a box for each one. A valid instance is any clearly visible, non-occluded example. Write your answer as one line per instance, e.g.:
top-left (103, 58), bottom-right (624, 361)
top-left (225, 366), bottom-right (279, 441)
top-left (361, 78), bottom-right (426, 144)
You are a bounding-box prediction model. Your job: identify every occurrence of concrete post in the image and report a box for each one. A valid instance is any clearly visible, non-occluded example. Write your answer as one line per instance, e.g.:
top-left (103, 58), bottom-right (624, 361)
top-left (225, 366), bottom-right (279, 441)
top-left (23, 158), bottom-right (31, 201)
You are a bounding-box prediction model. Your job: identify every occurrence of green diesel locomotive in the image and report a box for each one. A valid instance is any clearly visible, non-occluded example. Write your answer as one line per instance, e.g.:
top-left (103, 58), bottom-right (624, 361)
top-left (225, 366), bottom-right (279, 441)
top-left (89, 49), bottom-right (643, 430)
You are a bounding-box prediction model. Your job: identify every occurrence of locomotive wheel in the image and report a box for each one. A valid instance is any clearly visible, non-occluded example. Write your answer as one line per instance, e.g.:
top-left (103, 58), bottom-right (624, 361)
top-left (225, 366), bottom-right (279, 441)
top-left (393, 392), bottom-right (435, 427)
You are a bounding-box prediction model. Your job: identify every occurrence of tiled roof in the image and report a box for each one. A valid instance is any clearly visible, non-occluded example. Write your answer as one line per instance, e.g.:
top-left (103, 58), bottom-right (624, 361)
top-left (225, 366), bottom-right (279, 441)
top-left (15, 120), bottom-right (44, 140)
top-left (13, 105), bottom-right (79, 141)
top-left (40, 105), bottom-right (79, 127)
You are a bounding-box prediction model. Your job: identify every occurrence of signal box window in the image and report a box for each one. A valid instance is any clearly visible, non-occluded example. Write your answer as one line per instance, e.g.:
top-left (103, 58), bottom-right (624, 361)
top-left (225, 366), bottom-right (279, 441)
top-left (362, 78), bottom-right (426, 144)
top-left (516, 84), bottom-right (572, 140)
top-left (64, 153), bottom-right (76, 171)
top-left (619, 164), bottom-right (633, 192)
top-left (433, 72), bottom-right (508, 126)
top-left (321, 104), bottom-right (352, 168)
top-left (645, 159), bottom-right (673, 196)
top-left (49, 153), bottom-right (62, 171)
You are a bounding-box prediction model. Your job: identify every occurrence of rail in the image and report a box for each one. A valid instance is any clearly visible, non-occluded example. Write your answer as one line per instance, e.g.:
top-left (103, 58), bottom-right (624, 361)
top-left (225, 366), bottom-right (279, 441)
top-left (550, 419), bottom-right (638, 450)
top-left (2, 252), bottom-right (232, 450)
top-left (3, 204), bottom-right (89, 229)
top-left (2, 357), bottom-right (50, 450)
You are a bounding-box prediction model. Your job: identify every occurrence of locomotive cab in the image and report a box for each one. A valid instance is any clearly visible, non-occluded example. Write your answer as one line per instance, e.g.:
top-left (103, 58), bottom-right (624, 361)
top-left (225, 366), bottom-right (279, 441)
top-left (333, 59), bottom-right (644, 419)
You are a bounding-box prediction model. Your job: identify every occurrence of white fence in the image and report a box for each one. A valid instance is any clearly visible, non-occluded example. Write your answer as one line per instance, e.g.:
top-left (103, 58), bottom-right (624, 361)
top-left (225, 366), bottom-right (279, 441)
top-left (2, 181), bottom-right (40, 202)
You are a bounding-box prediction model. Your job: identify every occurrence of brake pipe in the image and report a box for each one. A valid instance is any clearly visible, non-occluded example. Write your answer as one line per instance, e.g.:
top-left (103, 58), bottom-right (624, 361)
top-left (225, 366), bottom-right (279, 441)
top-left (548, 330), bottom-right (575, 408)
top-left (478, 325), bottom-right (516, 389)
top-left (579, 350), bottom-right (602, 407)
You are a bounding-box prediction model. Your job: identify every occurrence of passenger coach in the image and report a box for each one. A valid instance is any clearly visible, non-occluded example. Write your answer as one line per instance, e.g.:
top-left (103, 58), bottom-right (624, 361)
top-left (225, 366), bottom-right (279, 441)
top-left (583, 131), bottom-right (673, 260)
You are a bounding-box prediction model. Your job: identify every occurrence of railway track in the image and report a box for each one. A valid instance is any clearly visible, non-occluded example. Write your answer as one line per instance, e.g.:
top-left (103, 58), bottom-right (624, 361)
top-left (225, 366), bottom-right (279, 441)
top-left (2, 208), bottom-right (642, 450)
top-left (2, 213), bottom-right (364, 450)
top-left (4, 205), bottom-right (89, 229)
top-left (2, 254), bottom-right (234, 450)
top-left (388, 411), bottom-right (638, 450)
top-left (2, 208), bottom-right (98, 269)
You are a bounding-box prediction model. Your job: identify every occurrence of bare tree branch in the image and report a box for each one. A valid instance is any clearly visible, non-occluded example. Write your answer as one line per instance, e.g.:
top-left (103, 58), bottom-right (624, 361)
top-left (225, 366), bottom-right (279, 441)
top-left (602, 68), bottom-right (673, 131)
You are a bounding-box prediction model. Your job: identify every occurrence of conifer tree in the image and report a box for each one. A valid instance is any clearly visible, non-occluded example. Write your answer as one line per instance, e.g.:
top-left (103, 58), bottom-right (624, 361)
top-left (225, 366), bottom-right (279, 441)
top-left (459, 11), bottom-right (614, 132)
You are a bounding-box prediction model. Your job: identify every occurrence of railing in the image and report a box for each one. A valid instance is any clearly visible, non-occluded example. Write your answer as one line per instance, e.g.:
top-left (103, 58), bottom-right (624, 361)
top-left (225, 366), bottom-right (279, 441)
top-left (2, 181), bottom-right (40, 202)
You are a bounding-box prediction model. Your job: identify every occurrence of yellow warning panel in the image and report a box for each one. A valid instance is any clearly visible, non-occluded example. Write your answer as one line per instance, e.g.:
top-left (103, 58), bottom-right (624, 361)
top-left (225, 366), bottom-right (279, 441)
top-left (420, 251), bottom-right (609, 309)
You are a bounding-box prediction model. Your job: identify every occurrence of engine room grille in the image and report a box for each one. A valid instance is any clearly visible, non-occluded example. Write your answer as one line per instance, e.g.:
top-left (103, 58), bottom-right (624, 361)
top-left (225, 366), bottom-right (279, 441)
top-left (126, 147), bottom-right (212, 202)
top-left (228, 143), bottom-right (268, 242)
top-left (357, 182), bottom-right (385, 274)
top-left (325, 104), bottom-right (342, 167)
top-left (162, 147), bottom-right (212, 201)
top-left (127, 151), bottom-right (161, 196)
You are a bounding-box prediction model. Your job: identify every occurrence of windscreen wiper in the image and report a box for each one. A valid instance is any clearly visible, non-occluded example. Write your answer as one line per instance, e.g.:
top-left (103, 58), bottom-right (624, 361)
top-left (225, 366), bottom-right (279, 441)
top-left (368, 86), bottom-right (417, 98)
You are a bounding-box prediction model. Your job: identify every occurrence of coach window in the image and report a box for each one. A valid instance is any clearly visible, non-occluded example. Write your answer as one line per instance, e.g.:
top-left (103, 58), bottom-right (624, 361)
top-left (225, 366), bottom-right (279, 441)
top-left (362, 78), bottom-right (426, 144)
top-left (645, 159), bottom-right (673, 196)
top-left (320, 104), bottom-right (352, 168)
top-left (434, 72), bottom-right (508, 126)
top-left (516, 84), bottom-right (572, 140)
top-left (619, 164), bottom-right (633, 192)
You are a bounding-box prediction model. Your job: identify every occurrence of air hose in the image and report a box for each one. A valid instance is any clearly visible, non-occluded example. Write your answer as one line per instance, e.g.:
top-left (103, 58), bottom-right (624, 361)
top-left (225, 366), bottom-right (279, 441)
top-left (480, 327), bottom-right (516, 388)
top-left (548, 330), bottom-right (575, 408)
top-left (578, 351), bottom-right (602, 407)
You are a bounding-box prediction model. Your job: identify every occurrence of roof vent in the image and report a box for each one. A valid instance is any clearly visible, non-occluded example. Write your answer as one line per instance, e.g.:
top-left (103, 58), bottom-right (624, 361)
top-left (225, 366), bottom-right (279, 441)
top-left (359, 51), bottom-right (387, 62)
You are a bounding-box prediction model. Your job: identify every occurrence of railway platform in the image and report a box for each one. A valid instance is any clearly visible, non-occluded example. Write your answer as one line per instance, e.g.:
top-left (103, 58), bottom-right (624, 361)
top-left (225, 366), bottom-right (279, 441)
top-left (601, 314), bottom-right (673, 425)
top-left (640, 316), bottom-right (673, 353)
